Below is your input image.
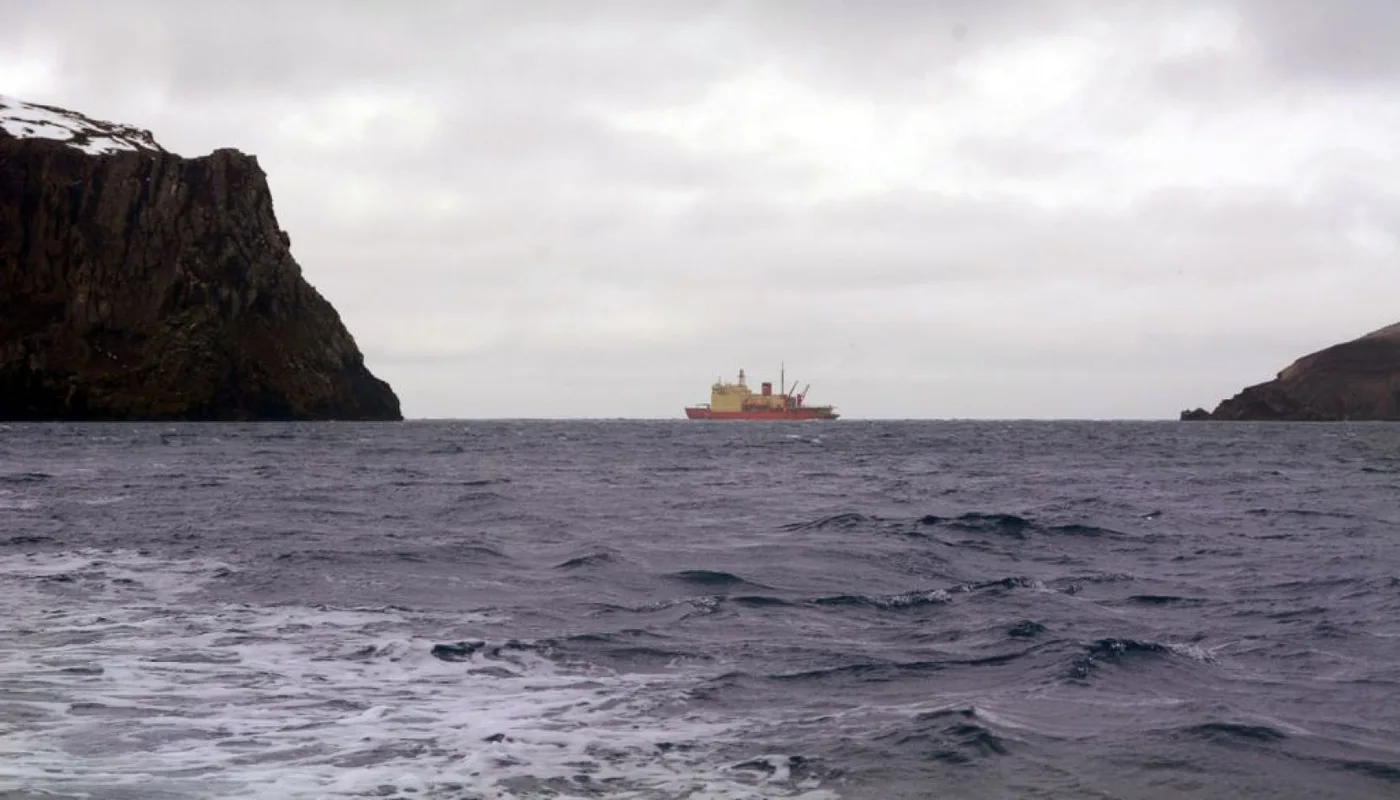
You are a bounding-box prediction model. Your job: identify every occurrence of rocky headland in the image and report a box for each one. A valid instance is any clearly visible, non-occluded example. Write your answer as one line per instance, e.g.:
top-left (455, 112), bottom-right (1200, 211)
top-left (0, 95), bottom-right (401, 420)
top-left (1181, 322), bottom-right (1400, 421)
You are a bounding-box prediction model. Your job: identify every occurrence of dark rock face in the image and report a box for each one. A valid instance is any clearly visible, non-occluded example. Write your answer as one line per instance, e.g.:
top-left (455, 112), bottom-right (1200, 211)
top-left (0, 97), bottom-right (401, 421)
top-left (1182, 323), bottom-right (1400, 421)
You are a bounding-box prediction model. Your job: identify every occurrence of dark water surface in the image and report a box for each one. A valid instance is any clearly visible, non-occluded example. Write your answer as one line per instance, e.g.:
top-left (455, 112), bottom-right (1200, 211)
top-left (1, 420), bottom-right (1398, 799)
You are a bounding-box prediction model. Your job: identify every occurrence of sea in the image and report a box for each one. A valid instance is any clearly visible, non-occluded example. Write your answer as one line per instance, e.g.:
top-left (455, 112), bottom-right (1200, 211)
top-left (1, 420), bottom-right (1397, 800)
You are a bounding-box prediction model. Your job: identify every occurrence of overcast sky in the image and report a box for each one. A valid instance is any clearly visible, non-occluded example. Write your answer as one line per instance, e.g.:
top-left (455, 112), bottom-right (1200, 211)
top-left (3, 0), bottom-right (1397, 418)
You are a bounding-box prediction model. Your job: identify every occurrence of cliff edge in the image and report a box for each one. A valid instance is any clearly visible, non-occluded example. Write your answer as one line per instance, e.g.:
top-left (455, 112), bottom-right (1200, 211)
top-left (1180, 322), bottom-right (1400, 421)
top-left (0, 95), bottom-right (401, 421)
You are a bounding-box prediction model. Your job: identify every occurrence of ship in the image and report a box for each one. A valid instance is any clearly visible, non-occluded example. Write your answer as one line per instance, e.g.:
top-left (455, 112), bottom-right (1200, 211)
top-left (684, 366), bottom-right (840, 420)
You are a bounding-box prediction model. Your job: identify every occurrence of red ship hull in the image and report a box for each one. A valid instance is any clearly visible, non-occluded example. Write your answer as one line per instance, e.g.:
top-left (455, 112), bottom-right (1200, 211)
top-left (684, 407), bottom-right (839, 421)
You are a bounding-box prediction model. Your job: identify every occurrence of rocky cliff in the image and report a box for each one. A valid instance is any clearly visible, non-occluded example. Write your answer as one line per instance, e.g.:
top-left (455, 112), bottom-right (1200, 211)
top-left (0, 95), bottom-right (401, 421)
top-left (1181, 322), bottom-right (1400, 421)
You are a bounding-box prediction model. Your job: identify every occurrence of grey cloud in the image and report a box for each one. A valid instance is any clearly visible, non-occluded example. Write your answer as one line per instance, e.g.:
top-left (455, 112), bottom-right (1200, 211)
top-left (1142, 0), bottom-right (1400, 109)
top-left (277, 148), bottom-right (1391, 299)
top-left (731, 0), bottom-right (1102, 97)
top-left (1228, 0), bottom-right (1400, 84)
top-left (1, 0), bottom-right (733, 105)
top-left (951, 137), bottom-right (1100, 181)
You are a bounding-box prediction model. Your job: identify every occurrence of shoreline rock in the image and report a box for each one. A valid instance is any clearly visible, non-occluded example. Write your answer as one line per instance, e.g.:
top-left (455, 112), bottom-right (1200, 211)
top-left (1182, 322), bottom-right (1400, 422)
top-left (0, 95), bottom-right (402, 421)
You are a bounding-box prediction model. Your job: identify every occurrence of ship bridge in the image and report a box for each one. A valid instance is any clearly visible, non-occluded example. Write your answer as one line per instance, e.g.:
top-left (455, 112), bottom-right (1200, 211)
top-left (708, 368), bottom-right (803, 412)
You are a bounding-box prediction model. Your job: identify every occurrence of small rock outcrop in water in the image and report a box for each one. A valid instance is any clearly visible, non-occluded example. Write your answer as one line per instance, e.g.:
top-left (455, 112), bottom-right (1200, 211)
top-left (1181, 322), bottom-right (1400, 421)
top-left (0, 95), bottom-right (401, 420)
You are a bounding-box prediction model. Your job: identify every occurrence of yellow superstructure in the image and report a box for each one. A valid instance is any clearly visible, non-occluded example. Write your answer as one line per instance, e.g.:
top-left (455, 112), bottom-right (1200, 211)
top-left (707, 368), bottom-right (795, 412)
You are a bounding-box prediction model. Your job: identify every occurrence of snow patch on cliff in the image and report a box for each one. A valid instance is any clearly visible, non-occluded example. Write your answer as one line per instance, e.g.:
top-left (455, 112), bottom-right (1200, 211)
top-left (0, 94), bottom-right (167, 155)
